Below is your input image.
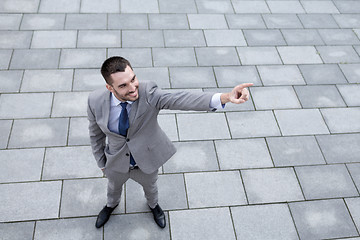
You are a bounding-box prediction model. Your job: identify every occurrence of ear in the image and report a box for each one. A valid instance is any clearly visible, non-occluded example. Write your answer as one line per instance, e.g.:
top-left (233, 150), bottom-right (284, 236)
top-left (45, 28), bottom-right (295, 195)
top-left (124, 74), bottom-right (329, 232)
top-left (106, 84), bottom-right (113, 92)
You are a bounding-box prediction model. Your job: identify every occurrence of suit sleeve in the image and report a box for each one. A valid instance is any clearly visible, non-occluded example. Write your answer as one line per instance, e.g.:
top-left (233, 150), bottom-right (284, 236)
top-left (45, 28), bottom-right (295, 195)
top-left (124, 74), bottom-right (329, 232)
top-left (87, 97), bottom-right (107, 168)
top-left (144, 82), bottom-right (214, 111)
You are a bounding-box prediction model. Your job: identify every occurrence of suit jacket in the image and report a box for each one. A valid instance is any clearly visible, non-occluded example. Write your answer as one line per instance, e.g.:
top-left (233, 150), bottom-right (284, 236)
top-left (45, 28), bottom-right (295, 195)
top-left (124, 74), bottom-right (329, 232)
top-left (87, 81), bottom-right (214, 174)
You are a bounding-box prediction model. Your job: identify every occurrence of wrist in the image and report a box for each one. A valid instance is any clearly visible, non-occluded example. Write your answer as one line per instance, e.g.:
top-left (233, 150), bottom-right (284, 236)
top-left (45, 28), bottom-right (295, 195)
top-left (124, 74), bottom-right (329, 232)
top-left (220, 93), bottom-right (230, 105)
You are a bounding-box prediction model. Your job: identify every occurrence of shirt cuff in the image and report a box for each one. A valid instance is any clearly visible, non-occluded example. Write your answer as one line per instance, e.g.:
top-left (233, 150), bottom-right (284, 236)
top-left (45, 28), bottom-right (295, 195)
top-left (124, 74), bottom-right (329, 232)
top-left (210, 93), bottom-right (225, 110)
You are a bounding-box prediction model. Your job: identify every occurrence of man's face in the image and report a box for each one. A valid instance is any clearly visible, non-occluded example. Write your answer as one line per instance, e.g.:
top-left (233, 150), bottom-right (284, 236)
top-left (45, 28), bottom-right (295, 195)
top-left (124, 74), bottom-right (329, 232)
top-left (106, 65), bottom-right (139, 102)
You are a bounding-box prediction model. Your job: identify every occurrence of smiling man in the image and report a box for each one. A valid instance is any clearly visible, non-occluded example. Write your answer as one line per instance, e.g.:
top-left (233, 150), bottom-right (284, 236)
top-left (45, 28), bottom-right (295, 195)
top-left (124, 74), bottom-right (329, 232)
top-left (87, 56), bottom-right (253, 229)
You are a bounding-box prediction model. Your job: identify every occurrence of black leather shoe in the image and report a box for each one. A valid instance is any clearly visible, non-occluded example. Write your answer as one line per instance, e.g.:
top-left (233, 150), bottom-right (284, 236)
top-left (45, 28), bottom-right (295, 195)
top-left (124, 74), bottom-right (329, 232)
top-left (150, 204), bottom-right (166, 228)
top-left (95, 204), bottom-right (118, 228)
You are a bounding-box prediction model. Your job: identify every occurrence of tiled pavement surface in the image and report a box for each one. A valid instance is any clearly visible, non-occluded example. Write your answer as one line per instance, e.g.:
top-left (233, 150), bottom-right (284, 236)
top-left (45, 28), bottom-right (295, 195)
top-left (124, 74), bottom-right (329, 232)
top-left (0, 0), bottom-right (360, 239)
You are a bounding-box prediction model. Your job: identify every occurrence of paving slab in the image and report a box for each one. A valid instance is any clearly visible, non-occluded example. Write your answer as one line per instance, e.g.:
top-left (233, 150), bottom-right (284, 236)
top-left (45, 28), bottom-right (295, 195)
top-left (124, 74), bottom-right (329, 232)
top-left (317, 46), bottom-right (360, 64)
top-left (289, 199), bottom-right (358, 239)
top-left (316, 133), bottom-right (360, 164)
top-left (108, 13), bottom-right (148, 29)
top-left (164, 30), bottom-right (206, 47)
top-left (21, 14), bottom-right (66, 30)
top-left (262, 14), bottom-right (303, 28)
top-left (231, 204), bottom-right (299, 240)
top-left (169, 208), bottom-right (236, 240)
top-left (149, 14), bottom-right (189, 29)
top-left (244, 29), bottom-right (286, 46)
top-left (321, 107), bottom-right (360, 133)
top-left (0, 14), bottom-right (22, 30)
top-left (121, 0), bottom-right (159, 13)
top-left (281, 29), bottom-right (324, 45)
top-left (241, 167), bottom-right (304, 204)
top-left (334, 0), bottom-right (360, 14)
top-left (158, 0), bottom-right (197, 13)
top-left (153, 48), bottom-right (197, 67)
top-left (278, 46), bottom-right (323, 64)
top-left (267, 1), bottom-right (305, 14)
top-left (133, 67), bottom-right (170, 88)
top-left (299, 64), bottom-right (347, 84)
top-left (337, 84), bottom-right (360, 106)
top-left (204, 30), bottom-right (246, 46)
top-left (214, 66), bottom-right (262, 87)
top-left (169, 67), bottom-right (216, 88)
top-left (65, 14), bottom-right (107, 29)
top-left (0, 222), bottom-right (35, 240)
top-left (302, 0), bottom-right (339, 14)
top-left (108, 48), bottom-right (153, 67)
top-left (267, 135), bottom-right (326, 167)
top-left (68, 117), bottom-right (91, 145)
top-left (0, 181), bottom-right (61, 222)
top-left (237, 47), bottom-right (282, 65)
top-left (196, 0), bottom-right (234, 13)
top-left (73, 69), bottom-right (105, 91)
top-left (52, 91), bottom-right (89, 117)
top-left (0, 50), bottom-right (12, 69)
top-left (258, 65), bottom-right (305, 85)
top-left (318, 29), bottom-right (360, 45)
top-left (122, 30), bottom-right (164, 48)
top-left (0, 0), bottom-right (39, 13)
top-left (78, 30), bottom-right (121, 48)
top-left (215, 138), bottom-right (273, 170)
top-left (298, 13), bottom-right (339, 28)
top-left (0, 70), bottom-right (23, 93)
top-left (32, 30), bottom-right (77, 48)
top-left (347, 164), bottom-right (360, 192)
top-left (333, 14), bottom-right (360, 28)
top-left (59, 49), bottom-right (106, 68)
top-left (226, 14), bottom-right (266, 29)
top-left (10, 49), bottom-right (60, 70)
top-left (39, 0), bottom-right (80, 13)
top-left (232, 1), bottom-right (270, 14)
top-left (81, 0), bottom-right (119, 13)
top-left (0, 120), bottom-right (11, 149)
top-left (339, 63), bottom-right (360, 83)
top-left (157, 114), bottom-right (178, 141)
top-left (188, 14), bottom-right (228, 29)
top-left (345, 197), bottom-right (360, 233)
top-left (196, 47), bottom-right (241, 66)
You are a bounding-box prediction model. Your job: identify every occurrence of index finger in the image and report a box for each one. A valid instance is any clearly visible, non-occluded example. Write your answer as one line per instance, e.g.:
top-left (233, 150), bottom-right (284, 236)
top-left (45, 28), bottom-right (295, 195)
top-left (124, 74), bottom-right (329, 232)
top-left (235, 83), bottom-right (254, 90)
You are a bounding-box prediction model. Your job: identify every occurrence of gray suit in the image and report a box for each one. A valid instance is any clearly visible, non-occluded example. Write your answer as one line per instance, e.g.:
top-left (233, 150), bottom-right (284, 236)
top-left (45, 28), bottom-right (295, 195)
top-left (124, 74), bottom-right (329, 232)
top-left (87, 81), bottom-right (213, 207)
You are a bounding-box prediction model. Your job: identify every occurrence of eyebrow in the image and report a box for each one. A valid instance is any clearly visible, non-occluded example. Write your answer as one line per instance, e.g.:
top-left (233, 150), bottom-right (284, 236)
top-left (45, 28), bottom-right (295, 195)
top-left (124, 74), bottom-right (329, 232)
top-left (117, 75), bottom-right (136, 88)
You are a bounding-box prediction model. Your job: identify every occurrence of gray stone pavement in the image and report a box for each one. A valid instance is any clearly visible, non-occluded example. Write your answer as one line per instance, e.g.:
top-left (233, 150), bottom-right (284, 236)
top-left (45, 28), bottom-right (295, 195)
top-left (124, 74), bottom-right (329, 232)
top-left (0, 0), bottom-right (360, 239)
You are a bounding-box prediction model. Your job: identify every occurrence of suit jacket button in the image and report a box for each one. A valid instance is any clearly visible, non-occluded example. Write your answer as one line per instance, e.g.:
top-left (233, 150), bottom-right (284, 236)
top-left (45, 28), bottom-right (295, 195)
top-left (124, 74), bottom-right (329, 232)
top-left (126, 138), bottom-right (130, 142)
top-left (126, 153), bottom-right (130, 156)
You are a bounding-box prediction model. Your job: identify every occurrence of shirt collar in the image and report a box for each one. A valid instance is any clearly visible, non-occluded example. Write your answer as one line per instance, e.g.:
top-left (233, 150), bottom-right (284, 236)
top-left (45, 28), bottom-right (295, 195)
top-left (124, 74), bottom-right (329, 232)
top-left (110, 93), bottom-right (134, 107)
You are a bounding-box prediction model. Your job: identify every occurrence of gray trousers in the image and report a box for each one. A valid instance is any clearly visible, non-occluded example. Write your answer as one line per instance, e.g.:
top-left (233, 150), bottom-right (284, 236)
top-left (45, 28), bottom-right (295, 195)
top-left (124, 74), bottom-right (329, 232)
top-left (104, 167), bottom-right (159, 209)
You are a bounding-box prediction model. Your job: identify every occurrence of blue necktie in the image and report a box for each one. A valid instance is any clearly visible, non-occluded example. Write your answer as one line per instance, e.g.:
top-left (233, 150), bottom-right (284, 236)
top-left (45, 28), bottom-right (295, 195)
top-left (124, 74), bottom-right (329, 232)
top-left (119, 102), bottom-right (136, 166)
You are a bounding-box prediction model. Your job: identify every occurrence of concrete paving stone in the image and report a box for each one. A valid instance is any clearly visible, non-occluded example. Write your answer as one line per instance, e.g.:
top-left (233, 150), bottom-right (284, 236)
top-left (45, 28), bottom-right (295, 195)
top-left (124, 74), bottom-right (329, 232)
top-left (227, 111), bottom-right (281, 138)
top-left (262, 14), bottom-right (303, 28)
top-left (157, 114), bottom-right (178, 141)
top-left (188, 14), bottom-right (228, 29)
top-left (345, 198), bottom-right (360, 233)
top-left (21, 69), bottom-right (73, 92)
top-left (158, 0), bottom-right (197, 13)
top-left (81, 0), bottom-right (119, 13)
top-left (68, 117), bottom-right (91, 145)
top-left (268, 0), bottom-right (305, 13)
top-left (302, 0), bottom-right (339, 13)
top-left (60, 49), bottom-right (106, 68)
top-left (108, 13), bottom-right (148, 29)
top-left (321, 107), bottom-right (360, 133)
top-left (0, 181), bottom-right (61, 222)
top-left (78, 30), bottom-right (121, 48)
top-left (0, 0), bottom-right (39, 13)
top-left (34, 217), bottom-right (101, 240)
top-left (73, 69), bottom-right (105, 91)
top-left (31, 30), bottom-right (77, 48)
top-left (257, 65), bottom-right (305, 85)
top-left (267, 135), bottom-right (326, 167)
top-left (105, 213), bottom-right (170, 239)
top-left (241, 167), bottom-right (304, 204)
top-left (52, 91), bottom-right (89, 117)
top-left (214, 66), bottom-right (262, 87)
top-left (298, 13), bottom-right (339, 28)
top-left (296, 164), bottom-right (359, 200)
top-left (215, 138), bottom-right (273, 170)
top-left (121, 0), bottom-right (159, 13)
top-left (243, 29), bottom-right (286, 46)
top-left (232, 1), bottom-right (270, 13)
top-left (347, 164), bottom-right (360, 191)
top-left (122, 30), bottom-right (164, 47)
top-left (334, 0), bottom-right (360, 13)
top-left (0, 120), bottom-right (11, 148)
top-left (316, 134), bottom-right (360, 164)
top-left (275, 109), bottom-right (330, 135)
top-left (10, 49), bottom-right (60, 69)
top-left (278, 46), bottom-right (323, 64)
top-left (355, 45), bottom-right (360, 56)
top-left (0, 50), bottom-right (12, 69)
top-left (289, 199), bottom-right (358, 239)
top-left (237, 47), bottom-right (282, 65)
top-left (251, 86), bottom-right (301, 110)
top-left (149, 14), bottom-right (189, 29)
top-left (196, 0), bottom-right (234, 13)
top-left (226, 14), bottom-right (266, 29)
top-left (153, 48), bottom-right (197, 67)
top-left (333, 14), bottom-right (360, 28)
top-left (0, 14), bottom-right (22, 30)
top-left (133, 67), bottom-right (170, 89)
top-left (0, 148), bottom-right (44, 183)
top-left (8, 118), bottom-right (69, 148)
top-left (317, 46), bottom-right (360, 64)
top-left (0, 222), bottom-right (35, 240)
top-left (204, 30), bottom-right (246, 46)
top-left (318, 29), bottom-right (360, 45)
top-left (21, 14), bottom-right (66, 30)
top-left (281, 29), bottom-right (324, 45)
top-left (126, 173), bottom-right (187, 212)
top-left (39, 0), bottom-right (80, 13)
top-left (43, 146), bottom-right (100, 180)
top-left (164, 30), bottom-right (206, 47)
top-left (299, 64), bottom-right (347, 84)
top-left (294, 85), bottom-right (346, 108)
top-left (108, 48), bottom-right (152, 67)
top-left (61, 178), bottom-right (125, 217)
top-left (169, 67), bottom-right (216, 88)
top-left (177, 112), bottom-right (230, 140)
top-left (0, 70), bottom-right (23, 93)
top-left (185, 171), bottom-right (247, 208)
top-left (163, 141), bottom-right (218, 173)
top-left (65, 14), bottom-right (107, 29)
top-left (340, 63), bottom-right (360, 83)
top-left (337, 84), bottom-right (360, 106)
top-left (231, 204), bottom-right (299, 240)
top-left (0, 93), bottom-right (53, 119)
top-left (0, 31), bottom-right (32, 49)
top-left (170, 208), bottom-right (236, 240)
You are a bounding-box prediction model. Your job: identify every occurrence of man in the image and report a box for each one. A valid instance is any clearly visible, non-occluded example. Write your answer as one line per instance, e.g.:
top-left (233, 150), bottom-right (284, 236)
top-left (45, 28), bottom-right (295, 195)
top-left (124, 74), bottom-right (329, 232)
top-left (87, 56), bottom-right (253, 229)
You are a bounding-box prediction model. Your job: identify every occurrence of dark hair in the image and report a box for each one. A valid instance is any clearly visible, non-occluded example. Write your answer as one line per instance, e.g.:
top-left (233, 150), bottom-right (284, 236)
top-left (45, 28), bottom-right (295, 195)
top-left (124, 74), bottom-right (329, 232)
top-left (100, 56), bottom-right (133, 84)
